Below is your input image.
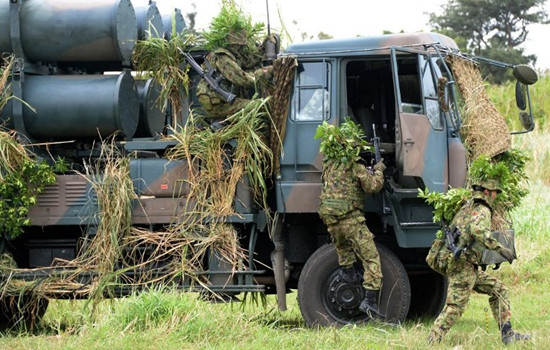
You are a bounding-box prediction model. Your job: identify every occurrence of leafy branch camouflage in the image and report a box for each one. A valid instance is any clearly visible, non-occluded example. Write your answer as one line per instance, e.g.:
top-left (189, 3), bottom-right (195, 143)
top-left (315, 118), bottom-right (372, 166)
top-left (202, 1), bottom-right (264, 56)
top-left (420, 148), bottom-right (530, 236)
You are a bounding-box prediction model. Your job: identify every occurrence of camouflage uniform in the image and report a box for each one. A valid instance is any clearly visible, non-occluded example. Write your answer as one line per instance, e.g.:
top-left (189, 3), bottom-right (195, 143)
top-left (197, 48), bottom-right (273, 119)
top-left (428, 194), bottom-right (511, 342)
top-left (318, 159), bottom-right (385, 290)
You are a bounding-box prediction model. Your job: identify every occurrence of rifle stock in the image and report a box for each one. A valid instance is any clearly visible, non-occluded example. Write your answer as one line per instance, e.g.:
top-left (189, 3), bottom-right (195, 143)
top-left (181, 50), bottom-right (237, 104)
top-left (445, 226), bottom-right (464, 259)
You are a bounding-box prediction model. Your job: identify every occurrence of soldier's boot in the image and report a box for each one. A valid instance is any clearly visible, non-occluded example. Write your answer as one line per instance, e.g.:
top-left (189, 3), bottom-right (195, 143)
top-left (358, 289), bottom-right (385, 320)
top-left (501, 322), bottom-right (531, 345)
top-left (338, 265), bottom-right (361, 284)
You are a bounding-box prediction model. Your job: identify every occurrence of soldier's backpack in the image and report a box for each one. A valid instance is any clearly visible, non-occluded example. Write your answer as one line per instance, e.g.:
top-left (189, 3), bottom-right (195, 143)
top-left (426, 237), bottom-right (452, 276)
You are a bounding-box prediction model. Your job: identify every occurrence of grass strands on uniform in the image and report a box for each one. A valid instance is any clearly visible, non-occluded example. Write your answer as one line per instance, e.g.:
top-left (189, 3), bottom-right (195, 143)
top-left (449, 56), bottom-right (511, 160)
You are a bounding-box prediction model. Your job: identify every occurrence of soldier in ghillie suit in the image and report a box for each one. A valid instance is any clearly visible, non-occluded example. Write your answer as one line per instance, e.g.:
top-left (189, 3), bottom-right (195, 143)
top-left (316, 119), bottom-right (386, 320)
top-left (427, 179), bottom-right (530, 345)
top-left (197, 4), bottom-right (273, 121)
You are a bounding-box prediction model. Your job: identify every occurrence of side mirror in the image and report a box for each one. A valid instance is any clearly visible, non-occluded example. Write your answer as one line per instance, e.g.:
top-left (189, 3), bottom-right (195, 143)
top-left (519, 111), bottom-right (534, 131)
top-left (513, 65), bottom-right (538, 85)
top-left (515, 82), bottom-right (526, 111)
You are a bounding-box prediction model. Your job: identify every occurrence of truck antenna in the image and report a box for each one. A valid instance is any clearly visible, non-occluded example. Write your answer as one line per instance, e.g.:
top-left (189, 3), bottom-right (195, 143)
top-left (266, 0), bottom-right (271, 36)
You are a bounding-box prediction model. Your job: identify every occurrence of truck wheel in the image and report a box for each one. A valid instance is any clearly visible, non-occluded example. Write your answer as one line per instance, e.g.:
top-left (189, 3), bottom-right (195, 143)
top-left (407, 271), bottom-right (447, 319)
top-left (298, 243), bottom-right (411, 327)
top-left (0, 295), bottom-right (49, 331)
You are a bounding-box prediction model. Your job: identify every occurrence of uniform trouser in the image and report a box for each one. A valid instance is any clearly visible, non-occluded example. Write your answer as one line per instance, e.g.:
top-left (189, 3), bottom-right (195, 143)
top-left (326, 209), bottom-right (382, 290)
top-left (430, 260), bottom-right (511, 340)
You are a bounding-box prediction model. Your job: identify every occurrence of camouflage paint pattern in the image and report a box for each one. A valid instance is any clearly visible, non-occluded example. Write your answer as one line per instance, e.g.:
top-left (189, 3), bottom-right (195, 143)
top-left (429, 196), bottom-right (510, 341)
top-left (319, 160), bottom-right (384, 290)
top-left (454, 197), bottom-right (505, 265)
top-left (429, 259), bottom-right (511, 341)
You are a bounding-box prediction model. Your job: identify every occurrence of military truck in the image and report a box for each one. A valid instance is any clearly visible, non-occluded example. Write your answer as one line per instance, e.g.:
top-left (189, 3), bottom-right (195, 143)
top-left (0, 0), bottom-right (537, 328)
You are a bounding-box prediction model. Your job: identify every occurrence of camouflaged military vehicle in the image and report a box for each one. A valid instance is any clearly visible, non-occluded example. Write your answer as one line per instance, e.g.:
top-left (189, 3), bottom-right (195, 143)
top-left (0, 0), bottom-right (537, 329)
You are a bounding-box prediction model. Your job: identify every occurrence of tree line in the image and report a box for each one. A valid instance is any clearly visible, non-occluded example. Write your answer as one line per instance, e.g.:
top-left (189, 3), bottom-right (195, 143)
top-left (183, 0), bottom-right (549, 84)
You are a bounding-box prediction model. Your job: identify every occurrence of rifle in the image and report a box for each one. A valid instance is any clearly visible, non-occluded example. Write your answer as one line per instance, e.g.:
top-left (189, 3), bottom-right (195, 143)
top-left (180, 50), bottom-right (237, 104)
top-left (444, 225), bottom-right (464, 259)
top-left (371, 124), bottom-right (382, 164)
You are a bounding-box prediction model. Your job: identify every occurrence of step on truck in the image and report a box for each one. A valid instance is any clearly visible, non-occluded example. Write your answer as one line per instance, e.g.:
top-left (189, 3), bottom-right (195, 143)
top-left (0, 0), bottom-right (538, 328)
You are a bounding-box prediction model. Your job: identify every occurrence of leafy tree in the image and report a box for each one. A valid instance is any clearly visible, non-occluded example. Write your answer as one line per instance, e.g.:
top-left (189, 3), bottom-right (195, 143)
top-left (430, 0), bottom-right (549, 83)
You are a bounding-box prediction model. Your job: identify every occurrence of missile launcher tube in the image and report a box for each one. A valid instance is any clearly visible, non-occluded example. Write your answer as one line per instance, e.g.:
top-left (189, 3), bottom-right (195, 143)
top-left (0, 71), bottom-right (139, 139)
top-left (0, 0), bottom-right (137, 64)
top-left (135, 1), bottom-right (164, 40)
top-left (161, 8), bottom-right (186, 40)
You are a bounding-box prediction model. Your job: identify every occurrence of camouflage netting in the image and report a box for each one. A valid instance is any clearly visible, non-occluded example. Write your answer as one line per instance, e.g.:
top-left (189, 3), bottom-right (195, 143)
top-left (268, 56), bottom-right (297, 176)
top-left (449, 56), bottom-right (511, 160)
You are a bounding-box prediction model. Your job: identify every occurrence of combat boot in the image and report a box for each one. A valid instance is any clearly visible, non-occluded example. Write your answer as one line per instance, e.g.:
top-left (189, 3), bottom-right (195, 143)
top-left (358, 289), bottom-right (385, 319)
top-left (338, 265), bottom-right (361, 284)
top-left (501, 322), bottom-right (531, 345)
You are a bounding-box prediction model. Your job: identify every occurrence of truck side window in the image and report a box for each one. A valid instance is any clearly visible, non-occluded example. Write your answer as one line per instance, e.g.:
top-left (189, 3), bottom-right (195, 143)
top-left (399, 74), bottom-right (423, 114)
top-left (421, 56), bottom-right (443, 130)
top-left (293, 61), bottom-right (331, 121)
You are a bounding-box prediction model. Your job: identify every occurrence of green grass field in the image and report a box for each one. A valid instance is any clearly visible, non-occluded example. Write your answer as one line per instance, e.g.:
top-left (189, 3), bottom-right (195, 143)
top-left (1, 76), bottom-right (549, 350)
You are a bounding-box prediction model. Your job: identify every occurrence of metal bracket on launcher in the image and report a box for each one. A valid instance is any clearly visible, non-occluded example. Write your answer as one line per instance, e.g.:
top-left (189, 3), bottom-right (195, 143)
top-left (9, 0), bottom-right (29, 139)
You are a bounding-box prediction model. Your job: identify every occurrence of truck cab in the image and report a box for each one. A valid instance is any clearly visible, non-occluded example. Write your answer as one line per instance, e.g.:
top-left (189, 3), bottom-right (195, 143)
top-left (272, 31), bottom-right (536, 326)
top-left (273, 32), bottom-right (470, 325)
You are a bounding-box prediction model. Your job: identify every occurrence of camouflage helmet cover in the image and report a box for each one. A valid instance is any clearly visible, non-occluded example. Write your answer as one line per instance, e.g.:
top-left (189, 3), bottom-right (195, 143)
top-left (473, 178), bottom-right (502, 192)
top-left (226, 30), bottom-right (248, 45)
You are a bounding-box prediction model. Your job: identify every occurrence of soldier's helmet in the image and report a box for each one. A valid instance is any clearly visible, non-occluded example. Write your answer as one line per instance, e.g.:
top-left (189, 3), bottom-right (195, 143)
top-left (473, 178), bottom-right (502, 193)
top-left (227, 30), bottom-right (248, 46)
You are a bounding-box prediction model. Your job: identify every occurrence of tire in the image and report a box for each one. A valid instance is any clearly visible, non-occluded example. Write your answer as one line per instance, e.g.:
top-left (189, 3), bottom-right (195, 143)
top-left (0, 295), bottom-right (49, 331)
top-left (298, 243), bottom-right (411, 327)
top-left (407, 271), bottom-right (447, 319)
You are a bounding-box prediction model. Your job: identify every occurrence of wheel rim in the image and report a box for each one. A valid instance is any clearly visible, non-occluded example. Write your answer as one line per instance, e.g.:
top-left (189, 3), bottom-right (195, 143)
top-left (321, 268), bottom-right (370, 324)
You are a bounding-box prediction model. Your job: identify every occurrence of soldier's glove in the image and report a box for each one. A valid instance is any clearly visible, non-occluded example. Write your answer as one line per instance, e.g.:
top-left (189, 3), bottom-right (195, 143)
top-left (499, 247), bottom-right (516, 264)
top-left (373, 159), bottom-right (386, 172)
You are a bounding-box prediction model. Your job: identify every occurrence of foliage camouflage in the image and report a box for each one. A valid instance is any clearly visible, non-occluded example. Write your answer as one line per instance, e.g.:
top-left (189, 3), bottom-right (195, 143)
top-left (0, 131), bottom-right (61, 240)
top-left (420, 148), bottom-right (530, 235)
top-left (315, 118), bottom-right (372, 166)
top-left (202, 1), bottom-right (265, 63)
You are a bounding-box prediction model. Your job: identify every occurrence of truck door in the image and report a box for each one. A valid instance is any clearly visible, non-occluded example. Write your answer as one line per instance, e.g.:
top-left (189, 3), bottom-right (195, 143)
top-left (388, 49), bottom-right (447, 247)
top-left (276, 60), bottom-right (331, 213)
top-left (390, 49), bottom-right (447, 192)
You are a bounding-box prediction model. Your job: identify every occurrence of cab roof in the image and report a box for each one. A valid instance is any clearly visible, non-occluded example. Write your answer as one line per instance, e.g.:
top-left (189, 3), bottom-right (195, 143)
top-left (283, 32), bottom-right (459, 57)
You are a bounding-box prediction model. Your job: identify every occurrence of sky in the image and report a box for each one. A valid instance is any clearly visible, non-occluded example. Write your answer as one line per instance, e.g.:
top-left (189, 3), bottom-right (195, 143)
top-left (151, 0), bottom-right (550, 70)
